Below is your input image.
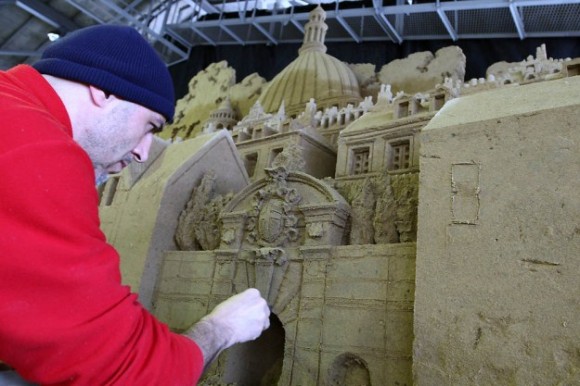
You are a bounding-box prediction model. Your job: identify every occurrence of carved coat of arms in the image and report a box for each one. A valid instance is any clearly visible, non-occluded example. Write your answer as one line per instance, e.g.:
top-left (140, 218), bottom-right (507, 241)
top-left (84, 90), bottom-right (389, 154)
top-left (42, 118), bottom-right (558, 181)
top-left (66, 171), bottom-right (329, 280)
top-left (246, 167), bottom-right (301, 247)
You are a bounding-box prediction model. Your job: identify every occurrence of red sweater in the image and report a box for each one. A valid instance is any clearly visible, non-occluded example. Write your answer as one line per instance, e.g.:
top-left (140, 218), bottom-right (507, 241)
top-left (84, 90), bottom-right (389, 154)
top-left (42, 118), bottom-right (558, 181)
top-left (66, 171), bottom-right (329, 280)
top-left (0, 65), bottom-right (203, 385)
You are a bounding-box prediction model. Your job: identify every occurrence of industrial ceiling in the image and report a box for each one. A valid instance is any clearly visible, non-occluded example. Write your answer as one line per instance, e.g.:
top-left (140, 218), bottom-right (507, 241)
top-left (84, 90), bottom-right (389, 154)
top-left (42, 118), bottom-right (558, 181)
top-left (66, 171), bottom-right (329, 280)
top-left (1, 0), bottom-right (579, 70)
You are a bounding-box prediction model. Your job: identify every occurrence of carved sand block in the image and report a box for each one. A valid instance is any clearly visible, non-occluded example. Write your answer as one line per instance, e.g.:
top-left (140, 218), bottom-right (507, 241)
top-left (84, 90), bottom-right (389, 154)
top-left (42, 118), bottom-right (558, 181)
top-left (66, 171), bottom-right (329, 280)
top-left (99, 130), bottom-right (249, 308)
top-left (415, 75), bottom-right (580, 386)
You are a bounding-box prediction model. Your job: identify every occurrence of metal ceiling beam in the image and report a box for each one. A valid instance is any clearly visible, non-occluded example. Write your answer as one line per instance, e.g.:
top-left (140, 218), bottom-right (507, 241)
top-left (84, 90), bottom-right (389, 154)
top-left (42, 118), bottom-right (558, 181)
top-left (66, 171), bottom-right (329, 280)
top-left (65, 0), bottom-right (188, 61)
top-left (4, 0), bottom-right (579, 68)
top-left (252, 22), bottom-right (278, 44)
top-left (62, 0), bottom-right (107, 24)
top-left (406, 31), bottom-right (580, 40)
top-left (164, 27), bottom-right (193, 49)
top-left (336, 14), bottom-right (360, 43)
top-left (0, 49), bottom-right (42, 57)
top-left (219, 25), bottom-right (244, 44)
top-left (157, 27), bottom-right (580, 47)
top-left (290, 18), bottom-right (305, 34)
top-left (169, 0), bottom-right (580, 44)
top-left (372, 13), bottom-right (401, 44)
top-left (183, 0), bottom-right (219, 16)
top-left (12, 0), bottom-right (79, 31)
top-left (381, 0), bottom-right (580, 13)
top-left (176, 0), bottom-right (580, 27)
top-left (190, 25), bottom-right (216, 45)
top-left (436, 6), bottom-right (457, 41)
top-left (98, 0), bottom-right (188, 59)
top-left (334, 2), bottom-right (360, 43)
top-left (509, 0), bottom-right (526, 40)
top-left (98, 0), bottom-right (146, 25)
top-left (373, 0), bottom-right (402, 44)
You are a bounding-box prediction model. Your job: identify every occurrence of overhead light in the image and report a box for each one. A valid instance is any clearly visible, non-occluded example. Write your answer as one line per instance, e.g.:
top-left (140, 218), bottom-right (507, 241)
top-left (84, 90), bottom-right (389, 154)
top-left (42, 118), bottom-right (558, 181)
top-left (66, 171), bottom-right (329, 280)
top-left (407, 0), bottom-right (413, 4)
top-left (47, 32), bottom-right (61, 42)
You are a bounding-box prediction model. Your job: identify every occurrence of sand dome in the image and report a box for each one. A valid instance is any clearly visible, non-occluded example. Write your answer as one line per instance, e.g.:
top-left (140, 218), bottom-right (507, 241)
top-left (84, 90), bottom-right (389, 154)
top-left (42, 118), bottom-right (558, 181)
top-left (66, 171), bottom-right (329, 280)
top-left (258, 5), bottom-right (362, 117)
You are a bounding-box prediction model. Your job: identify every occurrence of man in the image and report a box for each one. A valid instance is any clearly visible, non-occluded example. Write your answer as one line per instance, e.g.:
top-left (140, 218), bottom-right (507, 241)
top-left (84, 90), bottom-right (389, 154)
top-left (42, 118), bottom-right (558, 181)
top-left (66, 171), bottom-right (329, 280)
top-left (0, 25), bottom-right (270, 385)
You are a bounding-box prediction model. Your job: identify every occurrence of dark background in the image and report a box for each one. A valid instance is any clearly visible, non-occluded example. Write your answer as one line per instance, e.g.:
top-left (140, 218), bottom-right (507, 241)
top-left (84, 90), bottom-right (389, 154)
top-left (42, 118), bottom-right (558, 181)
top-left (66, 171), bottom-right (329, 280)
top-left (169, 37), bottom-right (580, 99)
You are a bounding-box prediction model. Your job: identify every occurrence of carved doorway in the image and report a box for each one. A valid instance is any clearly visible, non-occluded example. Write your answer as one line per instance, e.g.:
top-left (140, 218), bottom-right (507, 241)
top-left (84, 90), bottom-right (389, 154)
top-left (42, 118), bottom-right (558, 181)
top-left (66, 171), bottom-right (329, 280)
top-left (223, 313), bottom-right (285, 385)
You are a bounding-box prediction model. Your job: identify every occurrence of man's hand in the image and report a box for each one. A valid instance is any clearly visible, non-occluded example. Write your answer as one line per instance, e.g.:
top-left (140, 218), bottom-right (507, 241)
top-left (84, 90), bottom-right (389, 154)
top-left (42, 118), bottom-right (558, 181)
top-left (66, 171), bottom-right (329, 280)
top-left (184, 288), bottom-right (270, 371)
top-left (203, 288), bottom-right (271, 346)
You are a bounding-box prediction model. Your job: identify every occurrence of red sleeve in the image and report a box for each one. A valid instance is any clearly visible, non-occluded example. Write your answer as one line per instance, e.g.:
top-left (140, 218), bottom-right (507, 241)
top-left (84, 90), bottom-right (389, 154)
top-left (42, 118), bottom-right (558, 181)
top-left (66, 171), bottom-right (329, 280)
top-left (0, 141), bottom-right (204, 385)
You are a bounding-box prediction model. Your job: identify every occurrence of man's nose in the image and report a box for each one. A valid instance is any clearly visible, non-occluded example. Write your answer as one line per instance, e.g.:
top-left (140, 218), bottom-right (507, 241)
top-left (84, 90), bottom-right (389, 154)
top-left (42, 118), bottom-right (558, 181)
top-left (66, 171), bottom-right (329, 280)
top-left (132, 132), bottom-right (153, 163)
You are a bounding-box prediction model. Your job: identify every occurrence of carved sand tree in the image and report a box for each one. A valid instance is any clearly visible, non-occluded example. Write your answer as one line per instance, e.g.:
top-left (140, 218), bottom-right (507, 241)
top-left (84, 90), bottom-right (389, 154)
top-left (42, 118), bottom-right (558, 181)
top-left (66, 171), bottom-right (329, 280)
top-left (391, 173), bottom-right (419, 242)
top-left (336, 172), bottom-right (418, 245)
top-left (373, 174), bottom-right (399, 244)
top-left (349, 178), bottom-right (375, 245)
top-left (370, 173), bottom-right (419, 243)
top-left (175, 170), bottom-right (234, 251)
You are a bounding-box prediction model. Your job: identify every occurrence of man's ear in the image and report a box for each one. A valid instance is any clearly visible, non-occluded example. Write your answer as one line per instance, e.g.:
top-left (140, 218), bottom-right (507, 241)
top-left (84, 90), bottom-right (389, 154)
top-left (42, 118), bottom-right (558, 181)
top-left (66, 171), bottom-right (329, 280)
top-left (88, 85), bottom-right (115, 107)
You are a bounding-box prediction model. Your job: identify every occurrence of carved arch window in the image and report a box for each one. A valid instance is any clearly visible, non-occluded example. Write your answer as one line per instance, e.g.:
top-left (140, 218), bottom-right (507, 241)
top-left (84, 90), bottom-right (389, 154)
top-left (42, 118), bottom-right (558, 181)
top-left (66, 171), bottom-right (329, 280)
top-left (244, 152), bottom-right (259, 177)
top-left (268, 147), bottom-right (284, 167)
top-left (387, 137), bottom-right (412, 172)
top-left (432, 92), bottom-right (446, 111)
top-left (349, 145), bottom-right (372, 176)
top-left (396, 100), bottom-right (410, 118)
top-left (565, 62), bottom-right (580, 76)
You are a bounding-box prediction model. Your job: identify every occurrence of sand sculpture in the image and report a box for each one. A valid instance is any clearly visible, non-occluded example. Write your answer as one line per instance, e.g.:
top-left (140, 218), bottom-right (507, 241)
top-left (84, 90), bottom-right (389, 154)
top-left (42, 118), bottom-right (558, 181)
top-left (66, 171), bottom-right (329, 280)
top-left (414, 73), bottom-right (579, 386)
top-left (99, 5), bottom-right (580, 385)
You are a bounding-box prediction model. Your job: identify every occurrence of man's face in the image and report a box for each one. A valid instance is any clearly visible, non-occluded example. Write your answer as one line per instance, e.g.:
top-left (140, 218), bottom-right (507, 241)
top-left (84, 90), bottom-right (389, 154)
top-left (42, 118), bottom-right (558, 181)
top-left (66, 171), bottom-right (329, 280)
top-left (75, 98), bottom-right (165, 186)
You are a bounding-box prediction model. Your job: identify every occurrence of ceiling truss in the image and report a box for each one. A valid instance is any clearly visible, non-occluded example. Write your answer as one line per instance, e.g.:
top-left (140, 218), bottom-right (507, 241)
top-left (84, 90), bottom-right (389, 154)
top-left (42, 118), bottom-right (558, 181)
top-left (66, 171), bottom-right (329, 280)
top-left (1, 0), bottom-right (579, 68)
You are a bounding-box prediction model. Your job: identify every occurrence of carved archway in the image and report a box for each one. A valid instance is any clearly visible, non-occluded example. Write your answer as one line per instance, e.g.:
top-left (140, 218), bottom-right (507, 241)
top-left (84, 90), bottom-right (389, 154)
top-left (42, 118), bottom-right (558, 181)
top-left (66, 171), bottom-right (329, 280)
top-left (222, 313), bottom-right (285, 386)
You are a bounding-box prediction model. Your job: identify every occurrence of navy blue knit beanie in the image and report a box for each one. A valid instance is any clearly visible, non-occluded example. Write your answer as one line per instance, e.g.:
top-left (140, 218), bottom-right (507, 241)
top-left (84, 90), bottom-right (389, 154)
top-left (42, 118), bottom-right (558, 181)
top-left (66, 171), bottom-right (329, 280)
top-left (33, 25), bottom-right (175, 122)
